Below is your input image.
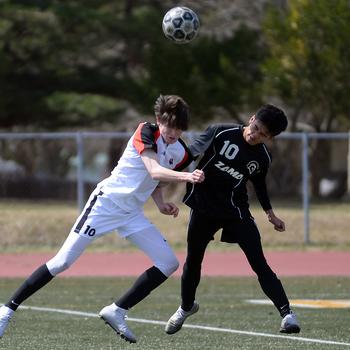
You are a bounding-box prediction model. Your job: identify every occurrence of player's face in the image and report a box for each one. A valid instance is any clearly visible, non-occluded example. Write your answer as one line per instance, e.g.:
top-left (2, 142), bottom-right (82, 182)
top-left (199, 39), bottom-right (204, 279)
top-left (157, 122), bottom-right (183, 144)
top-left (244, 116), bottom-right (272, 145)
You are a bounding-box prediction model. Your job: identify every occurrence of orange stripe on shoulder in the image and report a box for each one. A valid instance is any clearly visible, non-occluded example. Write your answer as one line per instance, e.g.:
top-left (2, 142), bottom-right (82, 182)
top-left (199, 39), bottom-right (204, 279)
top-left (154, 129), bottom-right (160, 141)
top-left (175, 151), bottom-right (189, 170)
top-left (133, 123), bottom-right (146, 154)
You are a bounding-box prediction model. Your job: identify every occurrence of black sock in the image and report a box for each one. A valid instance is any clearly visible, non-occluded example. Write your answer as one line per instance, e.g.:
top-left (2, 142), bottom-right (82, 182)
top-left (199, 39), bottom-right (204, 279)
top-left (5, 264), bottom-right (54, 311)
top-left (115, 266), bottom-right (167, 310)
top-left (279, 303), bottom-right (291, 318)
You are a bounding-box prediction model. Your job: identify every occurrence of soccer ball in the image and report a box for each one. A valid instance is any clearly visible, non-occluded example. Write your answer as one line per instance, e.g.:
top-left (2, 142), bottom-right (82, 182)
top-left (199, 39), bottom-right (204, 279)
top-left (162, 7), bottom-right (200, 44)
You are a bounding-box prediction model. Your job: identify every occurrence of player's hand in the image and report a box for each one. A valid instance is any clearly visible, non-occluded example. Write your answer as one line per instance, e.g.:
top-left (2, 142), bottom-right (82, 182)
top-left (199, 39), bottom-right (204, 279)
top-left (188, 169), bottom-right (205, 184)
top-left (158, 202), bottom-right (179, 217)
top-left (266, 210), bottom-right (285, 232)
top-left (269, 216), bottom-right (285, 232)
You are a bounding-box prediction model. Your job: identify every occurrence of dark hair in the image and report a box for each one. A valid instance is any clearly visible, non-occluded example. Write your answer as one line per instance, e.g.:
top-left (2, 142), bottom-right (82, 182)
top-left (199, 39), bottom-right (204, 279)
top-left (255, 104), bottom-right (288, 136)
top-left (154, 95), bottom-right (189, 130)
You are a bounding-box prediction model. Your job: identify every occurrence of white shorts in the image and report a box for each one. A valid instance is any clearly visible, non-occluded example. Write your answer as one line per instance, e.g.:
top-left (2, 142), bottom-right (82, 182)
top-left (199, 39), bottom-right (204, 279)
top-left (46, 186), bottom-right (179, 277)
top-left (47, 226), bottom-right (179, 277)
top-left (71, 187), bottom-right (154, 239)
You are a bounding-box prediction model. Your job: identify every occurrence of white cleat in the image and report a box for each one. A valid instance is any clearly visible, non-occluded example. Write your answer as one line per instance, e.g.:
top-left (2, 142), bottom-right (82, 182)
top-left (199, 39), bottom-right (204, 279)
top-left (165, 302), bottom-right (199, 335)
top-left (99, 303), bottom-right (137, 343)
top-left (0, 306), bottom-right (14, 338)
top-left (280, 311), bottom-right (301, 334)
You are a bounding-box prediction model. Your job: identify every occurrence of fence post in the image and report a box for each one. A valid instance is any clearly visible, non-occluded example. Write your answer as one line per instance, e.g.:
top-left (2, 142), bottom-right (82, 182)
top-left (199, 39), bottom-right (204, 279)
top-left (302, 133), bottom-right (310, 244)
top-left (76, 132), bottom-right (85, 211)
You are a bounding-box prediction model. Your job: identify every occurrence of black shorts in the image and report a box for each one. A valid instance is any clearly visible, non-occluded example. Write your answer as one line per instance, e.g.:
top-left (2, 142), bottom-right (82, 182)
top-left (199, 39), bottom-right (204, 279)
top-left (188, 209), bottom-right (261, 244)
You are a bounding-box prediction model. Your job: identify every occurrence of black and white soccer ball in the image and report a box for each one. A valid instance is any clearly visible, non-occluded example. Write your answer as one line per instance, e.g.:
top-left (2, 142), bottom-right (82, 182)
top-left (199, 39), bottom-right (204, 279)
top-left (162, 7), bottom-right (200, 44)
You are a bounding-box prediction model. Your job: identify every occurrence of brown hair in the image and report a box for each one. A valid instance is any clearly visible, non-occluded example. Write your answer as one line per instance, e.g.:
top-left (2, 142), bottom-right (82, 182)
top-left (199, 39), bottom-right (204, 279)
top-left (154, 95), bottom-right (189, 130)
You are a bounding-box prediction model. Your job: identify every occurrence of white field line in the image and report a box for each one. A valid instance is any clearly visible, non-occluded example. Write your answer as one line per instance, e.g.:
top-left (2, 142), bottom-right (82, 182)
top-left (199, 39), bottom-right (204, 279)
top-left (7, 304), bottom-right (348, 347)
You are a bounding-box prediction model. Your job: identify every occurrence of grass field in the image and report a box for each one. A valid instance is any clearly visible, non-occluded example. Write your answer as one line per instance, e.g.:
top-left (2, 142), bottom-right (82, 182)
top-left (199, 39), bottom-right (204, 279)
top-left (1, 276), bottom-right (350, 350)
top-left (0, 199), bottom-right (349, 252)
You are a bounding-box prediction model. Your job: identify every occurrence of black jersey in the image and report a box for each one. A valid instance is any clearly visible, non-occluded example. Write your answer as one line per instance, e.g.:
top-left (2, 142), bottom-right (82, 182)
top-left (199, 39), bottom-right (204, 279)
top-left (184, 124), bottom-right (273, 219)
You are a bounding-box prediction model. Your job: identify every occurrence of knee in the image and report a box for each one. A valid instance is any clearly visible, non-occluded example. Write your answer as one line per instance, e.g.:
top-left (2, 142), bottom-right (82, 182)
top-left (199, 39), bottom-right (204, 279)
top-left (46, 257), bottom-right (72, 276)
top-left (184, 254), bottom-right (203, 271)
top-left (168, 256), bottom-right (180, 275)
top-left (252, 262), bottom-right (275, 278)
top-left (157, 255), bottom-right (179, 277)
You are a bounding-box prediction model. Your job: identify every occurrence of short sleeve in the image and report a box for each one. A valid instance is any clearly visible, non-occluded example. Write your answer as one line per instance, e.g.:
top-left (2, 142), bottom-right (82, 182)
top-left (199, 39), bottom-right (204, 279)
top-left (133, 123), bottom-right (159, 154)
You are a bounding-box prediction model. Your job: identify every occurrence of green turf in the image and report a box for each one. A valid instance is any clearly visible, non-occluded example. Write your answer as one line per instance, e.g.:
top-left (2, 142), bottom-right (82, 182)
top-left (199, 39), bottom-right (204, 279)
top-left (1, 276), bottom-right (350, 350)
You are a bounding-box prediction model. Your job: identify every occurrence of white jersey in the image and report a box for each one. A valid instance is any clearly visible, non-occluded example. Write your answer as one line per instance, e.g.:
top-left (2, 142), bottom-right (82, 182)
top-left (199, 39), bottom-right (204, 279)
top-left (99, 122), bottom-right (191, 212)
top-left (68, 122), bottom-right (190, 274)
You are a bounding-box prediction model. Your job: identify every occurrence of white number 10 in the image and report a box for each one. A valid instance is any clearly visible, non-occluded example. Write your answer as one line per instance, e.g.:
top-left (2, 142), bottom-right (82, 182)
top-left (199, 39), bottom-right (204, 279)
top-left (219, 140), bottom-right (239, 160)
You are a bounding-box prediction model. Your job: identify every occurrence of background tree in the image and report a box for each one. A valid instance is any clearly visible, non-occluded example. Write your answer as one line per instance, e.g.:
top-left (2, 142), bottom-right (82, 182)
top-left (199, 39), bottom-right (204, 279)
top-left (1, 0), bottom-right (348, 199)
top-left (262, 0), bottom-right (350, 197)
top-left (263, 0), bottom-right (350, 132)
top-left (0, 0), bottom-right (137, 129)
top-left (0, 0), bottom-right (270, 130)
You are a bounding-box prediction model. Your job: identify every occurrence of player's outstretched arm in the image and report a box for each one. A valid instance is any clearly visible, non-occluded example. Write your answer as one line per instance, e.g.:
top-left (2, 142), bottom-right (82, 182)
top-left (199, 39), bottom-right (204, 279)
top-left (141, 149), bottom-right (205, 184)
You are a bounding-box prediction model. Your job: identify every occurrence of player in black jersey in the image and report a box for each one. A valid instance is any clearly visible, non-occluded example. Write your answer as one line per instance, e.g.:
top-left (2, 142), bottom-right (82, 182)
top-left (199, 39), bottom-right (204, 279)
top-left (165, 104), bottom-right (301, 335)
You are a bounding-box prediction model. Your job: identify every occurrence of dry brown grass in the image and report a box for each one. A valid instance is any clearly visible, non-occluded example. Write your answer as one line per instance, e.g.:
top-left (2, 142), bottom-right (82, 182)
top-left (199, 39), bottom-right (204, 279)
top-left (0, 199), bottom-right (349, 253)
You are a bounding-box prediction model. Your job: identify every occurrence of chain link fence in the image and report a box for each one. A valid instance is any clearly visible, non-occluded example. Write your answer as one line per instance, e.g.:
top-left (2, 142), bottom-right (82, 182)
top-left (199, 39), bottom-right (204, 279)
top-left (0, 131), bottom-right (349, 245)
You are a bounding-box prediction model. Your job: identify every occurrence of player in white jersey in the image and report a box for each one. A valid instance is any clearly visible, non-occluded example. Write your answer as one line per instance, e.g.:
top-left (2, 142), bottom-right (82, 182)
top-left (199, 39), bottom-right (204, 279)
top-left (0, 95), bottom-right (204, 344)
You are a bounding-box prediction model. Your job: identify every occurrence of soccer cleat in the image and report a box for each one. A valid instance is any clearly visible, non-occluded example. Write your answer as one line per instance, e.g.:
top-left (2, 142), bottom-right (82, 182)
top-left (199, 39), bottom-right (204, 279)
top-left (99, 303), bottom-right (137, 343)
top-left (0, 305), bottom-right (14, 338)
top-left (165, 302), bottom-right (199, 334)
top-left (280, 311), bottom-right (300, 334)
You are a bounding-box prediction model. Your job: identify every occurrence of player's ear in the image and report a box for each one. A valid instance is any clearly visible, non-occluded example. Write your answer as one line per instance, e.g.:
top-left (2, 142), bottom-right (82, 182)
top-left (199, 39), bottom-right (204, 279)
top-left (248, 115), bottom-right (256, 124)
top-left (156, 116), bottom-right (161, 125)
